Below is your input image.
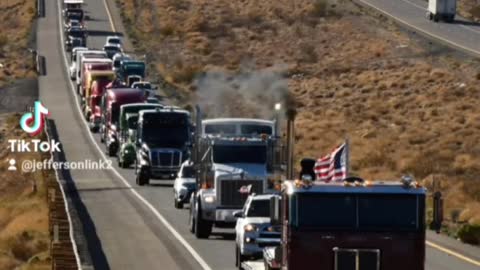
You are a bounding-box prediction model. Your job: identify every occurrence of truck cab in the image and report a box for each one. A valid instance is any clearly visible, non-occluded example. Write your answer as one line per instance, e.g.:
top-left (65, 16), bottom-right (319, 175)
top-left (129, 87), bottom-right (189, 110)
top-left (135, 108), bottom-right (192, 185)
top-left (117, 103), bottom-right (164, 168)
top-left (76, 50), bottom-right (108, 93)
top-left (81, 59), bottom-right (113, 97)
top-left (118, 60), bottom-right (146, 87)
top-left (100, 88), bottom-right (147, 156)
top-left (189, 112), bottom-right (285, 240)
top-left (264, 176), bottom-right (444, 270)
top-left (86, 78), bottom-right (111, 132)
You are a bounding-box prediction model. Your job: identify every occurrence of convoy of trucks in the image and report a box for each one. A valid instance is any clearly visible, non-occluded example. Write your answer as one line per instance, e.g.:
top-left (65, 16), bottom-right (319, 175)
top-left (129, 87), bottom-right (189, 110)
top-left (60, 3), bottom-right (447, 269)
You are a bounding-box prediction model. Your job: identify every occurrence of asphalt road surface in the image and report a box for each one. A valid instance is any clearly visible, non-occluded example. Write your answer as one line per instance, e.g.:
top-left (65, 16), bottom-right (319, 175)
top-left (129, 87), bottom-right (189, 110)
top-left (36, 0), bottom-right (480, 269)
top-left (357, 0), bottom-right (480, 56)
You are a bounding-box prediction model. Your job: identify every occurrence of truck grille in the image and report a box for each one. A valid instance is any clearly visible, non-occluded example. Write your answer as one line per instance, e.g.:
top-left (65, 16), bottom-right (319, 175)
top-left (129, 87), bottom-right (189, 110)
top-left (151, 150), bottom-right (181, 168)
top-left (333, 248), bottom-right (380, 270)
top-left (219, 180), bottom-right (263, 207)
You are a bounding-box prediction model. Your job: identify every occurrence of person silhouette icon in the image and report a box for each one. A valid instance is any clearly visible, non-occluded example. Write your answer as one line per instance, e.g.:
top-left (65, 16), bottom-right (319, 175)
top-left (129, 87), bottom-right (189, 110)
top-left (8, 159), bottom-right (17, 171)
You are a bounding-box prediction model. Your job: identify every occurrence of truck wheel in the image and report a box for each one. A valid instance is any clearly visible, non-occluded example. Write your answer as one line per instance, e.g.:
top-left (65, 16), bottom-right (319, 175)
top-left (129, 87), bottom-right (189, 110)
top-left (428, 12), bottom-right (433, 20)
top-left (189, 200), bottom-right (196, 233)
top-left (106, 144), bottom-right (116, 157)
top-left (174, 198), bottom-right (184, 209)
top-left (136, 167), bottom-right (149, 186)
top-left (76, 84), bottom-right (81, 95)
top-left (236, 245), bottom-right (245, 269)
top-left (433, 14), bottom-right (439, 22)
top-left (194, 202), bottom-right (212, 239)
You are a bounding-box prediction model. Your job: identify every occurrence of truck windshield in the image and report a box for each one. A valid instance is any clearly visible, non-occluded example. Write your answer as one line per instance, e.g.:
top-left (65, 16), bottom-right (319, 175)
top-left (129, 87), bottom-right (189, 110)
top-left (68, 30), bottom-right (84, 38)
top-left (213, 145), bottom-right (266, 164)
top-left (247, 199), bottom-right (270, 217)
top-left (123, 64), bottom-right (145, 76)
top-left (293, 193), bottom-right (422, 231)
top-left (205, 124), bottom-right (236, 135)
top-left (142, 113), bottom-right (189, 147)
top-left (182, 166), bottom-right (195, 178)
top-left (67, 11), bottom-right (83, 20)
top-left (241, 125), bottom-right (273, 135)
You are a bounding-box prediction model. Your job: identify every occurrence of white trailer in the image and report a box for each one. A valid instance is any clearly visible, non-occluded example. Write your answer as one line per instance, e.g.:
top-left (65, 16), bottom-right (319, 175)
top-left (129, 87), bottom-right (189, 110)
top-left (427, 0), bottom-right (456, 22)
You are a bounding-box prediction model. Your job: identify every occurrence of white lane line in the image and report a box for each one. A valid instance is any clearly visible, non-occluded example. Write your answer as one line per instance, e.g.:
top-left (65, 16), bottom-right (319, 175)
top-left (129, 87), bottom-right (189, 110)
top-left (102, 0), bottom-right (116, 33)
top-left (55, 1), bottom-right (212, 269)
top-left (357, 0), bottom-right (480, 56)
top-left (427, 241), bottom-right (480, 267)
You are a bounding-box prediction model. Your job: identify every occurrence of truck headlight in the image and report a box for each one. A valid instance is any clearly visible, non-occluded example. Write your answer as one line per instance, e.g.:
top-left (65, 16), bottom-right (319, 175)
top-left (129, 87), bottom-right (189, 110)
top-left (204, 196), bottom-right (215, 203)
top-left (244, 224), bottom-right (257, 232)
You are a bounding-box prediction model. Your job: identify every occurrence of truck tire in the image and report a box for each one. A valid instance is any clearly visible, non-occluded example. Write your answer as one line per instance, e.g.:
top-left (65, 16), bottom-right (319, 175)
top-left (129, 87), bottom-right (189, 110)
top-left (106, 144), bottom-right (116, 157)
top-left (236, 245), bottom-right (245, 269)
top-left (136, 167), bottom-right (149, 186)
top-left (194, 201), bottom-right (212, 239)
top-left (174, 197), bottom-right (184, 209)
top-left (189, 199), bottom-right (196, 233)
top-left (433, 14), bottom-right (439, 22)
top-left (428, 12), bottom-right (433, 20)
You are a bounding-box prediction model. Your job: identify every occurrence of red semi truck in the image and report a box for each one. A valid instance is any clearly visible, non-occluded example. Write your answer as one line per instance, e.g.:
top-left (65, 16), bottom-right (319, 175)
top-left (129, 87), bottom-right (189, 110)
top-left (263, 174), bottom-right (443, 270)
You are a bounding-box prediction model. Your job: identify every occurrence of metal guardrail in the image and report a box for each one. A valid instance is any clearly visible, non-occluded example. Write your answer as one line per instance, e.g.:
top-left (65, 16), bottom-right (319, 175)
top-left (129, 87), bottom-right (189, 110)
top-left (45, 121), bottom-right (82, 270)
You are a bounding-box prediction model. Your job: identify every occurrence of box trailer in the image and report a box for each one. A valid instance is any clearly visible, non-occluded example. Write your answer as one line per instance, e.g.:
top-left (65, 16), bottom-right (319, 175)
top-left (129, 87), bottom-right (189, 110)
top-left (427, 0), bottom-right (456, 22)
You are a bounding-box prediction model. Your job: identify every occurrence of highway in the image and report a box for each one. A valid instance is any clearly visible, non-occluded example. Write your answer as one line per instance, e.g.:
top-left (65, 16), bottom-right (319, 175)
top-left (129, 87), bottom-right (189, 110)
top-left (36, 0), bottom-right (480, 269)
top-left (357, 0), bottom-right (480, 56)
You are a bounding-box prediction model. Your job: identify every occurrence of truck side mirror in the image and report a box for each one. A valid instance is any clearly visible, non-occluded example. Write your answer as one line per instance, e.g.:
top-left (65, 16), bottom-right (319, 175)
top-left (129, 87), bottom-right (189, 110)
top-left (233, 211), bottom-right (244, 218)
top-left (430, 192), bottom-right (443, 233)
top-left (270, 196), bottom-right (281, 226)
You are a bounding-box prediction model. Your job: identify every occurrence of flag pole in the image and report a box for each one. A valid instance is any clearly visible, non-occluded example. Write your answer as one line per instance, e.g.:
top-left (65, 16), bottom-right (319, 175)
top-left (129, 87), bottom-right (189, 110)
top-left (345, 137), bottom-right (350, 178)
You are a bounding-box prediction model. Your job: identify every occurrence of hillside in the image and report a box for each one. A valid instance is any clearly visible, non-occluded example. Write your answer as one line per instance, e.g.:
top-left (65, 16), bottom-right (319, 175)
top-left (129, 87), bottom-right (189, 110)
top-left (115, 0), bottom-right (480, 226)
top-left (0, 0), bottom-right (37, 88)
top-left (0, 115), bottom-right (51, 270)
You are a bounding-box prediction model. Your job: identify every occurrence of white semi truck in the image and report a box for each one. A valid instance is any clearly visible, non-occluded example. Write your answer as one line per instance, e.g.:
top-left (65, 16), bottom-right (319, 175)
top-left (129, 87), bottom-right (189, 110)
top-left (188, 111), bottom-right (286, 239)
top-left (427, 0), bottom-right (456, 22)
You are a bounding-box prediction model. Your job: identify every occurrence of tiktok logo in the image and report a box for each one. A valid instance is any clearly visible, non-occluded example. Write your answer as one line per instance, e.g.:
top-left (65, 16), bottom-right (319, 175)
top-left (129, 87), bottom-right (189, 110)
top-left (20, 101), bottom-right (49, 136)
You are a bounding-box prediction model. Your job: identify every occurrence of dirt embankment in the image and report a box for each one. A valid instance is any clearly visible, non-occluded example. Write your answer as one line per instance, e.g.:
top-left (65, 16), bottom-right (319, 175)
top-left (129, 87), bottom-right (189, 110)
top-left (0, 115), bottom-right (52, 270)
top-left (116, 0), bottom-right (480, 225)
top-left (458, 0), bottom-right (480, 21)
top-left (0, 0), bottom-right (37, 89)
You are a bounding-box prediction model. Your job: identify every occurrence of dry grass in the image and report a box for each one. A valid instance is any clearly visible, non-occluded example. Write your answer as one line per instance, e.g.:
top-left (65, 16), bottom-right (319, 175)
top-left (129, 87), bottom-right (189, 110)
top-left (0, 0), bottom-right (37, 88)
top-left (0, 114), bottom-right (51, 270)
top-left (117, 0), bottom-right (480, 227)
top-left (458, 0), bottom-right (480, 20)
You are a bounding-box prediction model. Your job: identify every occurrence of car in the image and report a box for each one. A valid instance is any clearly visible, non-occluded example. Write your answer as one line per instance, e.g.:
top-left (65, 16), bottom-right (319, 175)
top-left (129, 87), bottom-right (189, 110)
top-left (106, 35), bottom-right (122, 47)
top-left (65, 19), bottom-right (83, 30)
top-left (234, 194), bottom-right (281, 267)
top-left (65, 27), bottom-right (87, 51)
top-left (173, 160), bottom-right (196, 209)
top-left (103, 43), bottom-right (122, 59)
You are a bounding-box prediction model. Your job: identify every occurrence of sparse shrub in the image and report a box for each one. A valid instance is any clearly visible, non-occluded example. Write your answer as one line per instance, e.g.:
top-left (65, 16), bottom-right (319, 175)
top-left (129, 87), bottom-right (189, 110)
top-left (450, 209), bottom-right (462, 223)
top-left (171, 65), bottom-right (202, 84)
top-left (0, 34), bottom-right (8, 48)
top-left (310, 0), bottom-right (328, 17)
top-left (160, 23), bottom-right (175, 36)
top-left (299, 43), bottom-right (318, 63)
top-left (470, 5), bottom-right (480, 19)
top-left (456, 224), bottom-right (480, 245)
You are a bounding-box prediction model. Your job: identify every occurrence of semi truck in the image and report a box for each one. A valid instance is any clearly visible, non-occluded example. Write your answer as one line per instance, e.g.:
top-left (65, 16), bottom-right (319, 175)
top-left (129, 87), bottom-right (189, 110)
top-left (262, 168), bottom-right (444, 270)
top-left (117, 60), bottom-right (146, 87)
top-left (188, 108), bottom-right (286, 239)
top-left (135, 108), bottom-right (192, 185)
top-left (117, 103), bottom-right (164, 168)
top-left (427, 0), bottom-right (456, 22)
top-left (100, 88), bottom-right (147, 156)
top-left (75, 50), bottom-right (107, 94)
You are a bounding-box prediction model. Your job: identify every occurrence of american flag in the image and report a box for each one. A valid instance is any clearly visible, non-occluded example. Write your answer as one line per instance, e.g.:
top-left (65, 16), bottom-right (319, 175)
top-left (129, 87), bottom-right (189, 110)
top-left (314, 142), bottom-right (348, 182)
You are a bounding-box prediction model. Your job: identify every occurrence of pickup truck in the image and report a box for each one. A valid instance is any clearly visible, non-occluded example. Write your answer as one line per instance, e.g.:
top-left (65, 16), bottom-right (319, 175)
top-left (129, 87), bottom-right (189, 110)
top-left (234, 194), bottom-right (281, 268)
